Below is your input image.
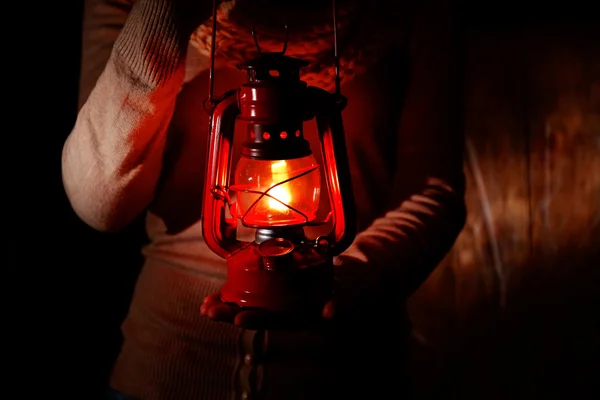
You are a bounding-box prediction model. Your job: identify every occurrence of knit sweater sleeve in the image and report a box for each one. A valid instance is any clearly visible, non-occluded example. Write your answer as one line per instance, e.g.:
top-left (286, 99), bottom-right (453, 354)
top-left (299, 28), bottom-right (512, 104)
top-left (335, 0), bottom-right (467, 300)
top-left (61, 0), bottom-right (212, 232)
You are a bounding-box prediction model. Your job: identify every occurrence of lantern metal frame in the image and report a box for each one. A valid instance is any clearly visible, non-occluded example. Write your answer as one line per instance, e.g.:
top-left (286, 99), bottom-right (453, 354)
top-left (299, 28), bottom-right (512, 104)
top-left (201, 0), bottom-right (356, 314)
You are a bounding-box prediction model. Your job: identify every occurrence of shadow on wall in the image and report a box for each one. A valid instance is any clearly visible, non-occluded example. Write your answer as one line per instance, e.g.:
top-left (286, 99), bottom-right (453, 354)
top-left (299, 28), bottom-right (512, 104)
top-left (407, 23), bottom-right (600, 399)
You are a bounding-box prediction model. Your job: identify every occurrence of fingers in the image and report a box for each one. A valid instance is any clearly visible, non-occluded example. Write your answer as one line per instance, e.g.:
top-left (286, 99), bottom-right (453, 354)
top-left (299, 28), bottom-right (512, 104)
top-left (207, 303), bottom-right (238, 321)
top-left (203, 292), bottom-right (222, 304)
top-left (200, 291), bottom-right (332, 330)
top-left (200, 292), bottom-right (240, 322)
top-left (200, 292), bottom-right (274, 328)
top-left (322, 300), bottom-right (336, 320)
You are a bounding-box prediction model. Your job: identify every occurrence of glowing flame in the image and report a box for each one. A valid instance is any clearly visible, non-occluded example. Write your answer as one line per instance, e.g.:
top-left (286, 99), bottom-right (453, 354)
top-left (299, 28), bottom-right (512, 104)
top-left (268, 160), bottom-right (291, 212)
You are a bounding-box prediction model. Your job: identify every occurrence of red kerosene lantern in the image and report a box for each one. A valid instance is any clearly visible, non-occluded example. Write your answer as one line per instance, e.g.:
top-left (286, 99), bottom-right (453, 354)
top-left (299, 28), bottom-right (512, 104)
top-left (202, 0), bottom-right (355, 319)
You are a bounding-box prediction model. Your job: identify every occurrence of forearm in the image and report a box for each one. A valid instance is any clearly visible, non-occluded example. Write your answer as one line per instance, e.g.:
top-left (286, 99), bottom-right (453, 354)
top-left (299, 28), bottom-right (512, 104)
top-left (62, 0), bottom-right (210, 232)
top-left (336, 177), bottom-right (466, 298)
top-left (335, 0), bottom-right (466, 300)
top-left (62, 61), bottom-right (181, 232)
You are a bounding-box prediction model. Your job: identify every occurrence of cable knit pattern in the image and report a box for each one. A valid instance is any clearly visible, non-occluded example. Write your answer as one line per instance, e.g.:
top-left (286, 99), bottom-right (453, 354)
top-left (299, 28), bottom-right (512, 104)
top-left (190, 0), bottom-right (407, 91)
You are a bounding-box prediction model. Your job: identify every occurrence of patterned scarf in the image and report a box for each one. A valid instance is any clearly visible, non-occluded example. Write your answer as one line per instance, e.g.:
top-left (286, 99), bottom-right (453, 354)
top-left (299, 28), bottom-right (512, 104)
top-left (189, 0), bottom-right (410, 91)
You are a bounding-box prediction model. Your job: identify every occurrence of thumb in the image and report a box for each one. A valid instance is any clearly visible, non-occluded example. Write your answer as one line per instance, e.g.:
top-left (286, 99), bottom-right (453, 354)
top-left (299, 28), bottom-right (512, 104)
top-left (322, 300), bottom-right (336, 319)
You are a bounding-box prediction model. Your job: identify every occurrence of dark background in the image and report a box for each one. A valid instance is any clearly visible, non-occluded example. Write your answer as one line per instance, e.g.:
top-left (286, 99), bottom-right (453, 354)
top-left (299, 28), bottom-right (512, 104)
top-left (10, 1), bottom-right (599, 398)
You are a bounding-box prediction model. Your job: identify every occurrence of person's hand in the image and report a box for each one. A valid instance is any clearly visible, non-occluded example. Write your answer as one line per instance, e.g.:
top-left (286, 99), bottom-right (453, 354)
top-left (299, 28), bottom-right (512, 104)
top-left (200, 255), bottom-right (379, 330)
top-left (200, 292), bottom-right (329, 330)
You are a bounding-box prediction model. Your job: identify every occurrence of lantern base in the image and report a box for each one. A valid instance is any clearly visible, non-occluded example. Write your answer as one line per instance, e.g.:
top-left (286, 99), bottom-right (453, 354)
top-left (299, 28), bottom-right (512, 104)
top-left (220, 242), bottom-right (333, 314)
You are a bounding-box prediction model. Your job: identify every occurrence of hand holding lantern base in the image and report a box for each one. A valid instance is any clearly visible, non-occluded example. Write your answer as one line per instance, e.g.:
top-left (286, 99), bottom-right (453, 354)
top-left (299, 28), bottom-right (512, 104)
top-left (199, 255), bottom-right (381, 331)
top-left (200, 295), bottom-right (336, 331)
top-left (200, 230), bottom-right (337, 330)
top-left (200, 0), bottom-right (356, 330)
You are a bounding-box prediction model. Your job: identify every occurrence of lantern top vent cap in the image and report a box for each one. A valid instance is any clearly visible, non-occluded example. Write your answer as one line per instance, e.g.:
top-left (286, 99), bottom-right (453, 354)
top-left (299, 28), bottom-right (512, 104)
top-left (237, 53), bottom-right (310, 73)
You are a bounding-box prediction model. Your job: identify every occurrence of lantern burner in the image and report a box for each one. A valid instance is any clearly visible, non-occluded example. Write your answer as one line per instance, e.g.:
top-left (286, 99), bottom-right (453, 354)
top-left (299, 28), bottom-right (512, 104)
top-left (255, 226), bottom-right (305, 244)
top-left (257, 237), bottom-right (295, 271)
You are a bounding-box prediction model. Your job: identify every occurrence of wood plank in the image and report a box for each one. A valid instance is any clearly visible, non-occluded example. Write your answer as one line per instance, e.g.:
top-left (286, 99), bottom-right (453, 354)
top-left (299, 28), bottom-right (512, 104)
top-left (408, 27), bottom-right (532, 398)
top-left (501, 25), bottom-right (600, 397)
top-left (408, 23), bottom-right (600, 398)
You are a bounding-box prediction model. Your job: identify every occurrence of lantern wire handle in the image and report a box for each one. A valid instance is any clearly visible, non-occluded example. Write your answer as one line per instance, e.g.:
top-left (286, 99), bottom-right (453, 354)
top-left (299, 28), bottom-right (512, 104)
top-left (252, 23), bottom-right (289, 56)
top-left (332, 0), bottom-right (341, 97)
top-left (208, 0), bottom-right (341, 103)
top-left (207, 0), bottom-right (219, 109)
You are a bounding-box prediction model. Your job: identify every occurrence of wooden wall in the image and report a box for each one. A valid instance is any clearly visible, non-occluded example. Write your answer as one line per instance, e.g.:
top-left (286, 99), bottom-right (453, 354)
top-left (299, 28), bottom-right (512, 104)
top-left (407, 21), bottom-right (600, 399)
